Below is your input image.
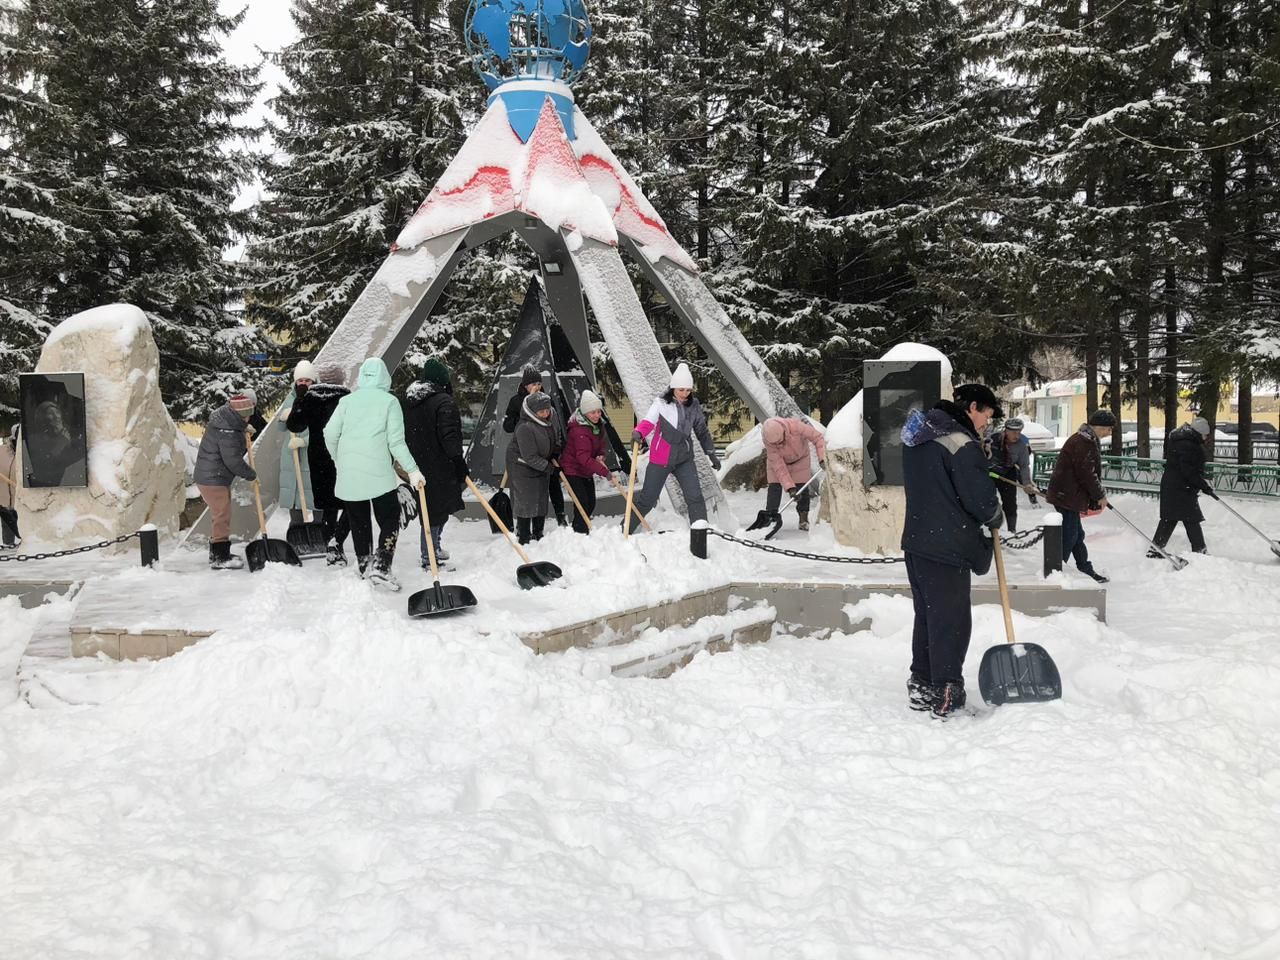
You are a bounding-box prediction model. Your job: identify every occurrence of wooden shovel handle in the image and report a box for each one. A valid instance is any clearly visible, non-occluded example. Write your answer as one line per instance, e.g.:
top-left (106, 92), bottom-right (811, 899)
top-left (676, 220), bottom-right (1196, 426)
top-left (607, 472), bottom-right (651, 531)
top-left (500, 469), bottom-right (508, 490)
top-left (559, 473), bottom-right (592, 531)
top-left (245, 442), bottom-right (268, 537)
top-left (992, 534), bottom-right (1016, 645)
top-left (0, 471), bottom-right (15, 490)
top-left (416, 481), bottom-right (439, 580)
top-left (623, 441), bottom-right (640, 539)
top-left (464, 476), bottom-right (532, 564)
top-left (290, 444), bottom-right (312, 520)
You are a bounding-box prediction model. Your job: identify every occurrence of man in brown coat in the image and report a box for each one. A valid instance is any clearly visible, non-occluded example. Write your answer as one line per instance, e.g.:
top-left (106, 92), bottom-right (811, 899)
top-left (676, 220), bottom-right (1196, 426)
top-left (1045, 409), bottom-right (1114, 582)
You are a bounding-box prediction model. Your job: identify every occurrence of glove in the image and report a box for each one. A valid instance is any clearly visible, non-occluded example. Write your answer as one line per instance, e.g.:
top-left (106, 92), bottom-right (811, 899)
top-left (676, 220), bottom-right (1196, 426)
top-left (287, 434), bottom-right (306, 450)
top-left (631, 430), bottom-right (646, 448)
top-left (453, 457), bottom-right (470, 481)
top-left (243, 467), bottom-right (257, 482)
top-left (709, 453), bottom-right (722, 470)
top-left (819, 458), bottom-right (826, 470)
top-left (1029, 495), bottom-right (1038, 505)
top-left (408, 469), bottom-right (426, 490)
top-left (395, 483), bottom-right (419, 527)
top-left (987, 510), bottom-right (1003, 531)
top-left (278, 407), bottom-right (292, 422)
top-left (1204, 486), bottom-right (1219, 500)
top-left (786, 487), bottom-right (798, 498)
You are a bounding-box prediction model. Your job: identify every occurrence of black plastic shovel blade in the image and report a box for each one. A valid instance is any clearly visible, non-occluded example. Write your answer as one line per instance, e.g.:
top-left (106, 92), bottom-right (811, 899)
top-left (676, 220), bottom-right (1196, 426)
top-left (246, 536), bottom-right (302, 573)
top-left (978, 642), bottom-right (1063, 706)
top-left (745, 510), bottom-right (776, 532)
top-left (487, 490), bottom-right (514, 535)
top-left (408, 581), bottom-right (477, 618)
top-left (517, 560), bottom-right (562, 590)
top-left (1270, 542), bottom-right (1280, 561)
top-left (286, 520), bottom-right (328, 560)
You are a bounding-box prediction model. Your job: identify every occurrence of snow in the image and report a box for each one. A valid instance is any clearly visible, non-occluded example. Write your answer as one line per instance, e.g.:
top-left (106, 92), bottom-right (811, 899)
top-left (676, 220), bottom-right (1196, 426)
top-left (44, 303), bottom-right (148, 351)
top-left (826, 342), bottom-right (953, 451)
top-left (3, 489), bottom-right (1280, 956)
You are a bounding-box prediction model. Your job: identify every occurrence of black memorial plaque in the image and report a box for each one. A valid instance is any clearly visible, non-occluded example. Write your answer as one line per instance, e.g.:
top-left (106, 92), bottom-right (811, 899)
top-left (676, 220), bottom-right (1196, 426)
top-left (19, 372), bottom-right (89, 488)
top-left (862, 360), bottom-right (940, 487)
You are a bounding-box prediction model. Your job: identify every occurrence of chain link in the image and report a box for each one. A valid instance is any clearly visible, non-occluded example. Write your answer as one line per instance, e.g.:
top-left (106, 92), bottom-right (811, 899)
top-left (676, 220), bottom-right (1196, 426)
top-left (707, 524), bottom-right (1047, 562)
top-left (0, 532), bottom-right (139, 563)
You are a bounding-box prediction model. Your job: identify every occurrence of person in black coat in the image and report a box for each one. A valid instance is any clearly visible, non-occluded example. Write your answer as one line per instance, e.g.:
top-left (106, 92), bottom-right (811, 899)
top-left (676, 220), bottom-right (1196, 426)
top-left (286, 365), bottom-right (352, 564)
top-left (1151, 418), bottom-right (1214, 555)
top-left (402, 359), bottom-right (467, 566)
top-left (503, 366), bottom-right (567, 526)
top-left (900, 384), bottom-right (1004, 719)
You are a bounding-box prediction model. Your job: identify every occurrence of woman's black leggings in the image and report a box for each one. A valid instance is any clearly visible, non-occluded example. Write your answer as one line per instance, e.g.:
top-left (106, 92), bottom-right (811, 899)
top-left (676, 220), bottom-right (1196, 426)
top-left (346, 490), bottom-right (401, 561)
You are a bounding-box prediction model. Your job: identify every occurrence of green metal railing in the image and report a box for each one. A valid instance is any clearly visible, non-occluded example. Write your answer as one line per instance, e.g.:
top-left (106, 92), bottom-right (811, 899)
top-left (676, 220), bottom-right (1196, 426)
top-left (1032, 451), bottom-right (1280, 499)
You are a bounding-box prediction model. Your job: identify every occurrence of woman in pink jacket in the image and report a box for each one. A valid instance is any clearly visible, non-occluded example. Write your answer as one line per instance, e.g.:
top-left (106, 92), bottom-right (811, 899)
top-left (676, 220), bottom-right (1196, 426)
top-left (761, 416), bottom-right (826, 531)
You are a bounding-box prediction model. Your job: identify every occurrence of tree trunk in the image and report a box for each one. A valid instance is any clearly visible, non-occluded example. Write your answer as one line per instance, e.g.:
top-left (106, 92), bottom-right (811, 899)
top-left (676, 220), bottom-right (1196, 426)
top-left (1164, 262), bottom-right (1178, 434)
top-left (1109, 314), bottom-right (1123, 455)
top-left (1135, 298), bottom-right (1151, 458)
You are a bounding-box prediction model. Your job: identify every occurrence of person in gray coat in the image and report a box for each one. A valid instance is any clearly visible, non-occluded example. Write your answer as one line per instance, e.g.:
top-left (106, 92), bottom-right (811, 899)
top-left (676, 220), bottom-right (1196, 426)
top-left (193, 391), bottom-right (258, 569)
top-left (506, 391), bottom-right (556, 544)
top-left (987, 417), bottom-right (1037, 531)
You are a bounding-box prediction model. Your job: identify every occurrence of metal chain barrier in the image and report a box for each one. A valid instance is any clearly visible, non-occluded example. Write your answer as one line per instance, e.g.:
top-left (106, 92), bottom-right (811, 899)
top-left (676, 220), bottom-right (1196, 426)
top-left (0, 532), bottom-right (139, 563)
top-left (706, 524), bottom-right (1047, 562)
top-left (707, 528), bottom-right (906, 564)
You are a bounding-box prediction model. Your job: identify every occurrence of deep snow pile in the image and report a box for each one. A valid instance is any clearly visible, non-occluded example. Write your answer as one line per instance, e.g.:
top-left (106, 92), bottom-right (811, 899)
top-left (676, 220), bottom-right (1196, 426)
top-left (2, 490), bottom-right (1280, 958)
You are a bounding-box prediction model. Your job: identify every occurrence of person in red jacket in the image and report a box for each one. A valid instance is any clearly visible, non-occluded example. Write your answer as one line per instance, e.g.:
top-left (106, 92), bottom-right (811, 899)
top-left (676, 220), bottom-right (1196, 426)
top-left (1045, 409), bottom-right (1113, 583)
top-left (760, 417), bottom-right (827, 531)
top-left (561, 390), bottom-right (612, 533)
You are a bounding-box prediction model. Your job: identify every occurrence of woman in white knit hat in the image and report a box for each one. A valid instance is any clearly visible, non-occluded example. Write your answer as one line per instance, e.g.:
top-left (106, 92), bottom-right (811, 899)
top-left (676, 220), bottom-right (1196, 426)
top-left (277, 359), bottom-right (319, 526)
top-left (627, 363), bottom-right (720, 532)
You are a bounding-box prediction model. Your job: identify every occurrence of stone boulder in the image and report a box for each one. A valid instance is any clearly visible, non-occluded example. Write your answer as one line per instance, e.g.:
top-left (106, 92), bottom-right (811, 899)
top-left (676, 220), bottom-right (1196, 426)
top-left (15, 305), bottom-right (185, 546)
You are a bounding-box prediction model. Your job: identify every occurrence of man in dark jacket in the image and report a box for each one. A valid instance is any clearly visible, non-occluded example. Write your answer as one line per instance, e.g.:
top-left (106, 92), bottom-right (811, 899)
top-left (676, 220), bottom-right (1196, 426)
top-left (286, 365), bottom-right (352, 565)
top-left (1151, 417), bottom-right (1214, 555)
top-left (194, 391), bottom-right (258, 570)
top-left (403, 359), bottom-right (467, 567)
top-left (988, 417), bottom-right (1036, 531)
top-left (1045, 410), bottom-right (1113, 583)
top-left (901, 383), bottom-right (1004, 719)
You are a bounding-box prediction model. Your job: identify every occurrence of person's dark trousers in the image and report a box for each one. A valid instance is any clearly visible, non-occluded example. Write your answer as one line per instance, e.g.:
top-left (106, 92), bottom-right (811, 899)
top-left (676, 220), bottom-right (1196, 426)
top-left (1057, 506), bottom-right (1092, 570)
top-left (1153, 518), bottom-right (1207, 553)
top-left (627, 459), bottom-right (705, 533)
top-left (998, 483), bottom-right (1018, 532)
top-left (0, 505), bottom-right (18, 546)
top-left (322, 508), bottom-right (349, 550)
top-left (905, 552), bottom-right (973, 685)
top-left (516, 515), bottom-right (547, 544)
top-left (548, 469), bottom-right (565, 521)
top-left (765, 482), bottom-right (811, 515)
top-left (567, 475), bottom-right (595, 533)
top-left (347, 491), bottom-right (400, 567)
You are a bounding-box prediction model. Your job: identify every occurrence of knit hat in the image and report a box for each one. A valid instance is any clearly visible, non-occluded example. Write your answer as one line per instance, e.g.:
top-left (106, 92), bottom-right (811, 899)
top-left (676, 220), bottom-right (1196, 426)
top-left (670, 362), bottom-right (694, 390)
top-left (526, 391), bottom-right (553, 416)
top-left (1191, 417), bottom-right (1210, 437)
top-left (318, 364), bottom-right (346, 386)
top-left (1088, 409), bottom-right (1117, 427)
top-left (1004, 417), bottom-right (1024, 431)
top-left (521, 367), bottom-right (543, 388)
top-left (578, 389), bottom-right (603, 415)
top-left (422, 358), bottom-right (450, 387)
top-left (761, 418), bottom-right (786, 445)
top-left (228, 391), bottom-right (255, 415)
top-left (293, 360), bottom-right (319, 383)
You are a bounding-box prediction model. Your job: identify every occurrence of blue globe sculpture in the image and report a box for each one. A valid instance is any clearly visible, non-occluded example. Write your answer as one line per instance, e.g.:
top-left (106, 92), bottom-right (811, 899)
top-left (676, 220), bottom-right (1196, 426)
top-left (465, 0), bottom-right (592, 91)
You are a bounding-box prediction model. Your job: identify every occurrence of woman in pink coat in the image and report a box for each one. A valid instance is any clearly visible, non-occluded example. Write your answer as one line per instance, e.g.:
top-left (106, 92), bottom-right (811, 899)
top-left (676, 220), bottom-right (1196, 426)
top-left (761, 417), bottom-right (826, 531)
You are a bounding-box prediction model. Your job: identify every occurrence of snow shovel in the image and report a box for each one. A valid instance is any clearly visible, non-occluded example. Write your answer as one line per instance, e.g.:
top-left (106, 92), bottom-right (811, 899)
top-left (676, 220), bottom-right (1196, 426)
top-left (286, 445), bottom-right (327, 560)
top-left (464, 476), bottom-right (562, 589)
top-left (763, 469), bottom-right (825, 542)
top-left (486, 470), bottom-right (514, 536)
top-left (0, 471), bottom-right (15, 489)
top-left (623, 441), bottom-right (641, 538)
top-left (1211, 493), bottom-right (1280, 560)
top-left (560, 472), bottom-right (592, 531)
top-left (245, 444), bottom-right (301, 572)
top-left (606, 472), bottom-right (651, 532)
top-left (408, 482), bottom-right (476, 618)
top-left (1106, 502), bottom-right (1188, 570)
top-left (978, 534), bottom-right (1063, 706)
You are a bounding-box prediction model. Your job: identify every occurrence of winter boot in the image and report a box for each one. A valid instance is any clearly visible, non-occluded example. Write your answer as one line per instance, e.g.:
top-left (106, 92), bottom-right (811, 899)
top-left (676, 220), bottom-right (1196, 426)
top-left (797, 511), bottom-right (810, 532)
top-left (326, 541), bottom-right (348, 566)
top-left (532, 516), bottom-right (546, 541)
top-left (1078, 565), bottom-right (1110, 583)
top-left (907, 673), bottom-right (939, 712)
top-left (516, 517), bottom-right (532, 545)
top-left (931, 681), bottom-right (968, 720)
top-left (209, 541), bottom-right (244, 571)
top-left (366, 549), bottom-right (401, 592)
top-left (357, 554), bottom-right (372, 578)
top-left (555, 512), bottom-right (568, 528)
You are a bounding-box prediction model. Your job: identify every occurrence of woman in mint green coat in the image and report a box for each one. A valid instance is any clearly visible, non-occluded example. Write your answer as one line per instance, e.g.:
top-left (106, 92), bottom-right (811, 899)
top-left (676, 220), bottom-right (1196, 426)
top-left (324, 358), bottom-right (424, 590)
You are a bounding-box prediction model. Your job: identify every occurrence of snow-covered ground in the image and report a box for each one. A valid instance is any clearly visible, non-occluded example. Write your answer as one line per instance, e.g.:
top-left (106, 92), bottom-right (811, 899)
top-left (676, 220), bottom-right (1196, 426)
top-left (2, 488), bottom-right (1280, 958)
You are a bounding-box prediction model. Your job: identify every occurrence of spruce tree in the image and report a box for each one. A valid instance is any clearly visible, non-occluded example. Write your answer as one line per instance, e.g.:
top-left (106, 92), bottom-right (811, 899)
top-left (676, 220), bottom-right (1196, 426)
top-left (0, 0), bottom-right (263, 420)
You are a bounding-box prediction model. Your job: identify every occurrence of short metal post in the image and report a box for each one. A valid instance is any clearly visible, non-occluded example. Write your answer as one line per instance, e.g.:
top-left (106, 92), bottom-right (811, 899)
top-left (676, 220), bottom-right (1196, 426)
top-left (139, 523), bottom-right (159, 568)
top-left (690, 520), bottom-right (708, 560)
top-left (1042, 512), bottom-right (1062, 578)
